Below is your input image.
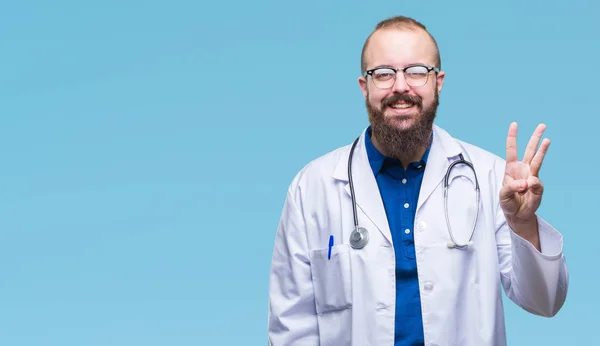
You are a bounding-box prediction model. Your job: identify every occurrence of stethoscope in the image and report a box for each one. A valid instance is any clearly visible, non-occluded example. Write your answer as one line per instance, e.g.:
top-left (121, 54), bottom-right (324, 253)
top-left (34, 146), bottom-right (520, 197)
top-left (347, 136), bottom-right (480, 250)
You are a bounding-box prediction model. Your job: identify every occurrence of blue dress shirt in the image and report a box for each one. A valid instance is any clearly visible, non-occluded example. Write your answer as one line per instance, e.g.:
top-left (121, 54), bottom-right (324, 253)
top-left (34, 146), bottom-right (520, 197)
top-left (364, 126), bottom-right (431, 346)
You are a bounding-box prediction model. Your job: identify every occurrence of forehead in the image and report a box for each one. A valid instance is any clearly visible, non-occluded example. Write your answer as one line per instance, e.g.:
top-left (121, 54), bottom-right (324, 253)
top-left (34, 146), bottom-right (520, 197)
top-left (365, 28), bottom-right (437, 68)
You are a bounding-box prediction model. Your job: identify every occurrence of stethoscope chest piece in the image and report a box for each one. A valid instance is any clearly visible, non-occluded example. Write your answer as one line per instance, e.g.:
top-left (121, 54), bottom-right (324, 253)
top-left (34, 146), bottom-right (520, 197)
top-left (349, 227), bottom-right (369, 249)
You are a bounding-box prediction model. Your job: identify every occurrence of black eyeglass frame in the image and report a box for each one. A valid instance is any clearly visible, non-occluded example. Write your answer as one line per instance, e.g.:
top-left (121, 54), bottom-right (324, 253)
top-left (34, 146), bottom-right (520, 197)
top-left (364, 64), bottom-right (441, 88)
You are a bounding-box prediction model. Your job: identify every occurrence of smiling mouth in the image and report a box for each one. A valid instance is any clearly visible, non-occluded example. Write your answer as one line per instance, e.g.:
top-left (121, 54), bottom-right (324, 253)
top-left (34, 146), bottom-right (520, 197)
top-left (387, 99), bottom-right (419, 111)
top-left (390, 102), bottom-right (414, 109)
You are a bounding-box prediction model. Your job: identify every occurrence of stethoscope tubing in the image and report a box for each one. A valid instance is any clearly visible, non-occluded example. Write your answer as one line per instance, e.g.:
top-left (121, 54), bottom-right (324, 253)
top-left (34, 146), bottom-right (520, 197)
top-left (347, 135), bottom-right (480, 249)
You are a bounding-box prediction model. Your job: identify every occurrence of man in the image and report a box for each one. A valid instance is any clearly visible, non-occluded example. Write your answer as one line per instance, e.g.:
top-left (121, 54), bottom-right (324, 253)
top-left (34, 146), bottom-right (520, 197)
top-left (267, 15), bottom-right (568, 346)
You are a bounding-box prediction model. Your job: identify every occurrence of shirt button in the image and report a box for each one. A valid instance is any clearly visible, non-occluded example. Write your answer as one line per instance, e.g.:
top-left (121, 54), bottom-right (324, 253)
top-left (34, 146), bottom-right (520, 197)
top-left (424, 281), bottom-right (434, 291)
top-left (402, 178), bottom-right (407, 184)
top-left (405, 228), bottom-right (411, 234)
top-left (404, 203), bottom-right (409, 208)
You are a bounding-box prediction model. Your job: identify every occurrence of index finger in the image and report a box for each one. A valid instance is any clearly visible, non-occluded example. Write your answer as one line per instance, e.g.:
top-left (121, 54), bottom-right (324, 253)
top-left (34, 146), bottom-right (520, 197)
top-left (506, 122), bottom-right (519, 163)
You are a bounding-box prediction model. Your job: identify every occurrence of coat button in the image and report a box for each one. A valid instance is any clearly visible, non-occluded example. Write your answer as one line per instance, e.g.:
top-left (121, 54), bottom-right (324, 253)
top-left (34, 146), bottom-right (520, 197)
top-left (424, 281), bottom-right (434, 291)
top-left (417, 221), bottom-right (427, 231)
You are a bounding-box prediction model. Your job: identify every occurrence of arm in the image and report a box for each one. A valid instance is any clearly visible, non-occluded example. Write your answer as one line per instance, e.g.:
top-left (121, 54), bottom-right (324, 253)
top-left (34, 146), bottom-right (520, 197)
top-left (495, 122), bottom-right (569, 317)
top-left (495, 200), bottom-right (569, 317)
top-left (268, 187), bottom-right (319, 344)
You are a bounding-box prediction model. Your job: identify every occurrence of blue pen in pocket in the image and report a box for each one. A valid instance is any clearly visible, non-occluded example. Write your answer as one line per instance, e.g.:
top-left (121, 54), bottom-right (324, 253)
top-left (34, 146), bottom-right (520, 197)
top-left (328, 235), bottom-right (334, 260)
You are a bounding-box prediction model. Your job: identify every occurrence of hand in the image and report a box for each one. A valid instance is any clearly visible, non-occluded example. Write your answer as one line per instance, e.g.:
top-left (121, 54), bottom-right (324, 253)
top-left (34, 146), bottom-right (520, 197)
top-left (500, 122), bottom-right (550, 228)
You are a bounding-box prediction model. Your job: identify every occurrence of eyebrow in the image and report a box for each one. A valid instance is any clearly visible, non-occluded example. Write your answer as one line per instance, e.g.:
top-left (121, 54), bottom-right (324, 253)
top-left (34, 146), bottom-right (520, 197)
top-left (370, 63), bottom-right (429, 70)
top-left (372, 64), bottom-right (396, 70)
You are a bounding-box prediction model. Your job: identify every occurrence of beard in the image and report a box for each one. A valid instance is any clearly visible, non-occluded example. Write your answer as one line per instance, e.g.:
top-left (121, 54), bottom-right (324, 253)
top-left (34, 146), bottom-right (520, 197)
top-left (366, 90), bottom-right (439, 159)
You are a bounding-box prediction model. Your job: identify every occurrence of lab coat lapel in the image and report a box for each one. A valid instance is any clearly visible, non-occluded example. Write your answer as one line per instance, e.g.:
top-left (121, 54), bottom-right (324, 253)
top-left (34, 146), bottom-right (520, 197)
top-left (333, 131), bottom-right (393, 246)
top-left (417, 125), bottom-right (463, 212)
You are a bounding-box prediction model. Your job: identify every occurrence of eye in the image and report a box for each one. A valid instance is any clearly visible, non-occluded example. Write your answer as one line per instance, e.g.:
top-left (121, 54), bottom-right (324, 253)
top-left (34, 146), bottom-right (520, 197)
top-left (372, 68), bottom-right (396, 80)
top-left (405, 66), bottom-right (429, 76)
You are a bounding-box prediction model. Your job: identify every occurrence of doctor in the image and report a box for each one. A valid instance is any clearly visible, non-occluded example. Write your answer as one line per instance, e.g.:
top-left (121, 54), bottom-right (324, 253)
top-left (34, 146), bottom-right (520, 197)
top-left (267, 15), bottom-right (568, 346)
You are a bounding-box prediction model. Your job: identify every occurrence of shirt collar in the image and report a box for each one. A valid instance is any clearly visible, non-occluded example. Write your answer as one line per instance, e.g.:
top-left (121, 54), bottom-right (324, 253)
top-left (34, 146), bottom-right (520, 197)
top-left (364, 126), bottom-right (432, 176)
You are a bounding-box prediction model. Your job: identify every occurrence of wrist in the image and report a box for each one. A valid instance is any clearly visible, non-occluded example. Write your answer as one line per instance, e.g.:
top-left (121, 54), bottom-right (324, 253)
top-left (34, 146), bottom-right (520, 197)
top-left (506, 214), bottom-right (541, 250)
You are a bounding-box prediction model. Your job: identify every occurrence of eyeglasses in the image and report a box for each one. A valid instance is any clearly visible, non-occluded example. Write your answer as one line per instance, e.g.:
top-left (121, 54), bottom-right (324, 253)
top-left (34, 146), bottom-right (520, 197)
top-left (364, 64), bottom-right (440, 89)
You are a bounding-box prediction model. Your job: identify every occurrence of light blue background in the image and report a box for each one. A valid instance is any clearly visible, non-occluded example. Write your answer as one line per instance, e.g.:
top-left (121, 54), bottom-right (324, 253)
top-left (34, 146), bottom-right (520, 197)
top-left (0, 0), bottom-right (596, 345)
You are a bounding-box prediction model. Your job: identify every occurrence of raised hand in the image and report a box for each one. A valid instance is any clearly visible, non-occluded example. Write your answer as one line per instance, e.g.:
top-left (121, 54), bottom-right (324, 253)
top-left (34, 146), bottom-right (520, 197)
top-left (499, 122), bottom-right (550, 226)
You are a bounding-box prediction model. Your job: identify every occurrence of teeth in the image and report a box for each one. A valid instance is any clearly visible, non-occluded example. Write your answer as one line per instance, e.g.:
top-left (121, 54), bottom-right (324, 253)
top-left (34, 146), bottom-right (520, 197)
top-left (391, 103), bottom-right (413, 109)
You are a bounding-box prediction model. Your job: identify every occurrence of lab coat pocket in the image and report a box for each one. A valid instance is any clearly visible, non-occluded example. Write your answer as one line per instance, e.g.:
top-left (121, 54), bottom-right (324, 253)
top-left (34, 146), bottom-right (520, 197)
top-left (309, 244), bottom-right (353, 315)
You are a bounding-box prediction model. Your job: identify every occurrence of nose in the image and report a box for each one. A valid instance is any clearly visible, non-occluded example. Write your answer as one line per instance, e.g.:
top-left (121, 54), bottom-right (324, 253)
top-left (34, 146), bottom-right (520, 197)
top-left (391, 72), bottom-right (410, 93)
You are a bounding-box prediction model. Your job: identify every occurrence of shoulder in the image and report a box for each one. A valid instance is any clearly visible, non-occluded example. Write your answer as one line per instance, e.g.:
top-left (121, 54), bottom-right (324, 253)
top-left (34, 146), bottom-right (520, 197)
top-left (436, 124), bottom-right (506, 167)
top-left (460, 139), bottom-right (504, 166)
top-left (288, 142), bottom-right (351, 193)
top-left (435, 125), bottom-right (507, 184)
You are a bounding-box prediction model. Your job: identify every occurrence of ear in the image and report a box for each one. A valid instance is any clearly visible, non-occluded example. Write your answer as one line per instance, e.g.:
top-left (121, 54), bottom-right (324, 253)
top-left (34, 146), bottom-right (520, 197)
top-left (435, 71), bottom-right (445, 94)
top-left (358, 76), bottom-right (368, 99)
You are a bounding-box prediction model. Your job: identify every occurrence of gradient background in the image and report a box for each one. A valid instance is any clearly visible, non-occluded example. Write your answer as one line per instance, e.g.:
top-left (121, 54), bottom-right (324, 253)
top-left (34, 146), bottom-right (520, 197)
top-left (0, 0), bottom-right (597, 345)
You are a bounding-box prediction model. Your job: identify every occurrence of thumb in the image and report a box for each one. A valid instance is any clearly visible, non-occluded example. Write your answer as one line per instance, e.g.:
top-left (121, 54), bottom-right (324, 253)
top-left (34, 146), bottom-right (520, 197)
top-left (500, 179), bottom-right (528, 201)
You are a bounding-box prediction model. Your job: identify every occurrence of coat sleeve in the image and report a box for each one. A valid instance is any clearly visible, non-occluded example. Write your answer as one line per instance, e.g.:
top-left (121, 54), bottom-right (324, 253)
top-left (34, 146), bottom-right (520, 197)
top-left (493, 158), bottom-right (569, 317)
top-left (268, 186), bottom-right (319, 344)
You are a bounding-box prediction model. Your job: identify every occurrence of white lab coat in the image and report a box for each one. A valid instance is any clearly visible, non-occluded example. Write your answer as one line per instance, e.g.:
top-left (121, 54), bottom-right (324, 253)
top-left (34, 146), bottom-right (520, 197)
top-left (268, 125), bottom-right (568, 346)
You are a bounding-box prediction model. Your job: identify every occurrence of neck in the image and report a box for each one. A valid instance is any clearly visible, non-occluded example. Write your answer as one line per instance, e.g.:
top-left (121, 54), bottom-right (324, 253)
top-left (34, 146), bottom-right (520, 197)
top-left (371, 133), bottom-right (430, 169)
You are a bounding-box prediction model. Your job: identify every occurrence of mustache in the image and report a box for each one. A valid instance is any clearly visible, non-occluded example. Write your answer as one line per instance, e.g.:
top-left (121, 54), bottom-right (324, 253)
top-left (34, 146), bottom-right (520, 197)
top-left (382, 93), bottom-right (422, 109)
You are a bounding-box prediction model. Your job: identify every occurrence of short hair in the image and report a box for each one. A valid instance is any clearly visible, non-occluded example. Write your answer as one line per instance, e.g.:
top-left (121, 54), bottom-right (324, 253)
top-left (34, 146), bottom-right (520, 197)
top-left (360, 16), bottom-right (441, 75)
